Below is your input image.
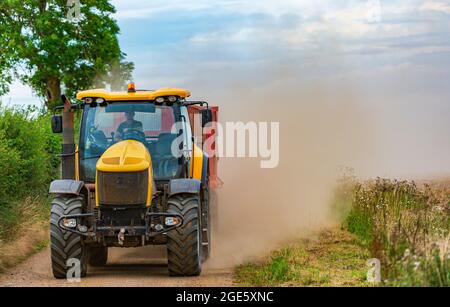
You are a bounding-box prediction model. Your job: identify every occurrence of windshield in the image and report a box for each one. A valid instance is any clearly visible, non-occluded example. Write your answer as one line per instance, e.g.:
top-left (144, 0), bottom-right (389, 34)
top-left (79, 102), bottom-right (182, 182)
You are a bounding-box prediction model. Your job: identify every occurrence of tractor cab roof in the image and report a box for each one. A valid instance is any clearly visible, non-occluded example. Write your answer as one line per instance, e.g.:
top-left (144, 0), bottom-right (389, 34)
top-left (76, 86), bottom-right (191, 103)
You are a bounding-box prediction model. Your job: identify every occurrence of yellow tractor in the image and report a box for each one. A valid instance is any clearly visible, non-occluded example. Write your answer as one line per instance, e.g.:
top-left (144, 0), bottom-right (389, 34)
top-left (49, 83), bottom-right (220, 278)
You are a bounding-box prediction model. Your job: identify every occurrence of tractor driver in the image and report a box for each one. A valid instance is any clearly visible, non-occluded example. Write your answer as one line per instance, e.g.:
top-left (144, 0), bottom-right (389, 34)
top-left (115, 111), bottom-right (143, 141)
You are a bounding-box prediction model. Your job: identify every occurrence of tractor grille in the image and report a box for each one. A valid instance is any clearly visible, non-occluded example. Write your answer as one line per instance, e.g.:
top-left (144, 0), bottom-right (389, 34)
top-left (97, 171), bottom-right (148, 206)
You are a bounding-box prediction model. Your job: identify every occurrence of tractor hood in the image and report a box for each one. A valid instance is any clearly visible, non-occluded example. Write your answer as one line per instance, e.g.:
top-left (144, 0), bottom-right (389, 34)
top-left (96, 140), bottom-right (152, 173)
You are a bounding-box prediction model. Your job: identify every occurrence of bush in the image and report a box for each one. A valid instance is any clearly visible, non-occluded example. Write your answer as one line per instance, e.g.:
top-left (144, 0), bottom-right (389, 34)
top-left (0, 135), bottom-right (22, 200)
top-left (0, 104), bottom-right (60, 242)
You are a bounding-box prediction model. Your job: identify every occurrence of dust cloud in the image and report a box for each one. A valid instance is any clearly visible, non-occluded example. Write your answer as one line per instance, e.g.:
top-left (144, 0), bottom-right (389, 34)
top-left (202, 80), bottom-right (379, 268)
top-left (200, 69), bottom-right (450, 267)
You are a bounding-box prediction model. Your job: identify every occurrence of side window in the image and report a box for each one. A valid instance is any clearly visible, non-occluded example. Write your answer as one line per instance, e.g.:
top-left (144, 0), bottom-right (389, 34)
top-left (180, 106), bottom-right (193, 152)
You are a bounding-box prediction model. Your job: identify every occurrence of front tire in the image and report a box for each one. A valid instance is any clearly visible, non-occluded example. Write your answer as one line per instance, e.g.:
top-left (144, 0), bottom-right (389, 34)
top-left (166, 194), bottom-right (202, 276)
top-left (50, 195), bottom-right (87, 279)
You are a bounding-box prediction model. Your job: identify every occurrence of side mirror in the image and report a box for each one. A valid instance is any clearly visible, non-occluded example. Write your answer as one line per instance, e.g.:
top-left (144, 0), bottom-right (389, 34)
top-left (200, 109), bottom-right (213, 127)
top-left (51, 115), bottom-right (63, 133)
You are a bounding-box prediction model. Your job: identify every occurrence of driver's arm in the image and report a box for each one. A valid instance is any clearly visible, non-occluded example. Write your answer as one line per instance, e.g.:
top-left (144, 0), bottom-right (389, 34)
top-left (136, 121), bottom-right (143, 132)
top-left (115, 123), bottom-right (125, 141)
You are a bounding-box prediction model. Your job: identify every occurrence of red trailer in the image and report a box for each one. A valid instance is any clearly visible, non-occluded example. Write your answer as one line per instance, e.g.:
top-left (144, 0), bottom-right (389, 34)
top-left (187, 104), bottom-right (223, 189)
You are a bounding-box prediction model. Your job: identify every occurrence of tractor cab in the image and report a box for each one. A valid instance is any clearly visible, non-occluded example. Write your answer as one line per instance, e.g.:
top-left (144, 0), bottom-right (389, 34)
top-left (48, 84), bottom-right (220, 278)
top-left (78, 87), bottom-right (193, 182)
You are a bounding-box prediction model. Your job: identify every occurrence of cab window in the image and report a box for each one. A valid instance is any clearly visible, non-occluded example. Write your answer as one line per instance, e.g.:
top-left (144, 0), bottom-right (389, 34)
top-left (79, 102), bottom-right (181, 181)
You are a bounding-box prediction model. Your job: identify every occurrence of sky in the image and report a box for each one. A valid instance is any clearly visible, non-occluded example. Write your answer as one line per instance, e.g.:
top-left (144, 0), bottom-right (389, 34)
top-left (3, 0), bottom-right (450, 105)
top-left (2, 0), bottom-right (450, 177)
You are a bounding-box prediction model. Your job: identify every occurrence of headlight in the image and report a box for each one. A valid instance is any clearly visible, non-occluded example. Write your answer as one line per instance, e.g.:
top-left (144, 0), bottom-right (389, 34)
top-left (62, 218), bottom-right (77, 228)
top-left (165, 217), bottom-right (181, 226)
top-left (168, 96), bottom-right (177, 103)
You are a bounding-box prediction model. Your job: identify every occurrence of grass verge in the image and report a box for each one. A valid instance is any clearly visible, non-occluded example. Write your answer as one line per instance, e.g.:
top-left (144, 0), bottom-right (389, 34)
top-left (338, 177), bottom-right (449, 286)
top-left (0, 196), bottom-right (50, 273)
top-left (234, 228), bottom-right (370, 286)
top-left (234, 178), bottom-right (449, 287)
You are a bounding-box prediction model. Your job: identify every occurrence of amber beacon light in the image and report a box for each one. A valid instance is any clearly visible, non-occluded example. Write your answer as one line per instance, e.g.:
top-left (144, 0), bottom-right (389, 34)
top-left (127, 82), bottom-right (136, 93)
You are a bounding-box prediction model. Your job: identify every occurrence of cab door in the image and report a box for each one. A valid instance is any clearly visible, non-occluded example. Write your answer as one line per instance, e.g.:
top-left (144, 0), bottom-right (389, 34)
top-left (186, 105), bottom-right (222, 188)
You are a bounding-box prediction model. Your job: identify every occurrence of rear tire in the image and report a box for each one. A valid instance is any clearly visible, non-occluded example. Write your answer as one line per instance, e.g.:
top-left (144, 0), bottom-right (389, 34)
top-left (88, 246), bottom-right (108, 267)
top-left (50, 195), bottom-right (87, 279)
top-left (166, 194), bottom-right (202, 276)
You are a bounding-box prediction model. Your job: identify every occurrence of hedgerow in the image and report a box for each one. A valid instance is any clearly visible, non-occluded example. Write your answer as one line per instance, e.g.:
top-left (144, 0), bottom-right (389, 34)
top-left (0, 104), bottom-right (60, 242)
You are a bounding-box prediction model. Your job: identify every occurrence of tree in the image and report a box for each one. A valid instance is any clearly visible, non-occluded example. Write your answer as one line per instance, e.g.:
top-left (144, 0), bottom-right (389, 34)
top-left (0, 0), bottom-right (134, 109)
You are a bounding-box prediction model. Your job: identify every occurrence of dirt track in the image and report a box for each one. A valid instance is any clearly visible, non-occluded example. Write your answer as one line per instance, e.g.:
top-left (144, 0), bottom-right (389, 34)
top-left (0, 246), bottom-right (233, 287)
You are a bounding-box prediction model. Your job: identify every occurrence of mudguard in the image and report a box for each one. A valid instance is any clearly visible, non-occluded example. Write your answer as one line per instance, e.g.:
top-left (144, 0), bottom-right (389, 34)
top-left (49, 180), bottom-right (84, 195)
top-left (169, 179), bottom-right (201, 196)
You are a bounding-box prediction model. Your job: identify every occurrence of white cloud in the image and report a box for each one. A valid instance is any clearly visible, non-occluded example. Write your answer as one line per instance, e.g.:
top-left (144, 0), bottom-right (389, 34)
top-left (0, 81), bottom-right (41, 107)
top-left (188, 2), bottom-right (430, 48)
top-left (111, 0), bottom-right (336, 19)
top-left (111, 0), bottom-right (442, 53)
top-left (5, 81), bottom-right (33, 98)
top-left (420, 0), bottom-right (450, 14)
top-left (175, 0), bottom-right (442, 50)
top-left (111, 0), bottom-right (213, 19)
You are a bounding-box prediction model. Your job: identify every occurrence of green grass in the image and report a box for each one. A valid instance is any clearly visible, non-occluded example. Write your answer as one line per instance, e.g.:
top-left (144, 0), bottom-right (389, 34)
top-left (234, 229), bottom-right (370, 287)
top-left (0, 196), bottom-right (50, 244)
top-left (345, 209), bottom-right (372, 247)
top-left (34, 239), bottom-right (49, 252)
top-left (338, 177), bottom-right (450, 286)
top-left (0, 196), bottom-right (51, 273)
top-left (0, 203), bottom-right (22, 241)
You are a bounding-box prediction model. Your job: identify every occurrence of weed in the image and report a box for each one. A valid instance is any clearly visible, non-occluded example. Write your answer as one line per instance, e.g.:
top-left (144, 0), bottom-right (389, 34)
top-left (339, 176), bottom-right (450, 286)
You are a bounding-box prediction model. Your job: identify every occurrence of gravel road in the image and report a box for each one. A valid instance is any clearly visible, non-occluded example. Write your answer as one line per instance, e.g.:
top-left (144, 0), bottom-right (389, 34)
top-left (0, 246), bottom-right (233, 287)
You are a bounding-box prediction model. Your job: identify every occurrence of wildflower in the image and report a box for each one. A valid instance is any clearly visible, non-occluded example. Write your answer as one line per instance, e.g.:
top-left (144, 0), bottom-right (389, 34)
top-left (403, 249), bottom-right (410, 258)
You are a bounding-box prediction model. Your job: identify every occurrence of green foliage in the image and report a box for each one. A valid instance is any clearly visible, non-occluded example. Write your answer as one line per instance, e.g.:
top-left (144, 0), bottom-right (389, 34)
top-left (34, 239), bottom-right (49, 252)
top-left (394, 245), bottom-right (449, 287)
top-left (0, 104), bottom-right (60, 242)
top-left (0, 0), bottom-right (134, 108)
top-left (346, 208), bottom-right (372, 247)
top-left (235, 252), bottom-right (292, 286)
top-left (0, 202), bottom-right (22, 240)
top-left (0, 136), bottom-right (22, 199)
top-left (341, 177), bottom-right (450, 286)
top-left (269, 254), bottom-right (290, 282)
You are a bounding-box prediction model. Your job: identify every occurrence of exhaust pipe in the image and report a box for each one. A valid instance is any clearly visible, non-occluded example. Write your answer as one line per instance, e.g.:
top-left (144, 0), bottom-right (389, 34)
top-left (61, 95), bottom-right (76, 180)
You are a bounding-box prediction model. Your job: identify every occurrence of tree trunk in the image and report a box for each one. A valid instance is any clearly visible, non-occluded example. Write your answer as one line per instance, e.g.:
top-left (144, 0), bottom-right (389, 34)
top-left (46, 77), bottom-right (61, 109)
top-left (38, 0), bottom-right (47, 13)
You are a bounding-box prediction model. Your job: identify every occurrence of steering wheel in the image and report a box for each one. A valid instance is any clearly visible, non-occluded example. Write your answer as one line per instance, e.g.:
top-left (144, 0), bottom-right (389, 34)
top-left (122, 128), bottom-right (146, 143)
top-left (87, 130), bottom-right (108, 155)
